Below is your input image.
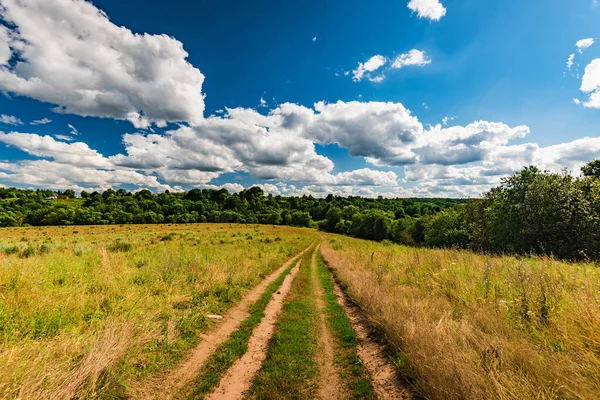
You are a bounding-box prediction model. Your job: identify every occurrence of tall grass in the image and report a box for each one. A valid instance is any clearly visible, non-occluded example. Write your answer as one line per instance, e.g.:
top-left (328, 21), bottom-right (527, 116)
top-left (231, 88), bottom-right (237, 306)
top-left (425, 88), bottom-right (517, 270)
top-left (321, 234), bottom-right (600, 400)
top-left (0, 224), bottom-right (314, 399)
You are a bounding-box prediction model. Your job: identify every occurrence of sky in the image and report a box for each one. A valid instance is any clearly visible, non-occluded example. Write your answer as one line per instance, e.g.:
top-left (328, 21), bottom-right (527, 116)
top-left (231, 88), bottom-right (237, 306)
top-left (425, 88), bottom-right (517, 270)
top-left (0, 0), bottom-right (599, 198)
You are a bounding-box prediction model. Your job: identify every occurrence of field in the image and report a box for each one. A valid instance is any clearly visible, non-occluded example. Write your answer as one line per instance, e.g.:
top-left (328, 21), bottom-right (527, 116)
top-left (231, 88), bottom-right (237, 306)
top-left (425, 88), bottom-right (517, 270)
top-left (0, 224), bottom-right (313, 398)
top-left (1, 224), bottom-right (599, 399)
top-left (321, 235), bottom-right (600, 399)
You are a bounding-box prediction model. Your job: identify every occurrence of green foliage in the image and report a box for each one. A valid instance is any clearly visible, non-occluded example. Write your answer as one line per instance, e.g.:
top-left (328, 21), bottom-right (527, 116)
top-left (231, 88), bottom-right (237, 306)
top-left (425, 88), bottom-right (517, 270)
top-left (108, 240), bottom-right (133, 252)
top-left (4, 159), bottom-right (600, 260)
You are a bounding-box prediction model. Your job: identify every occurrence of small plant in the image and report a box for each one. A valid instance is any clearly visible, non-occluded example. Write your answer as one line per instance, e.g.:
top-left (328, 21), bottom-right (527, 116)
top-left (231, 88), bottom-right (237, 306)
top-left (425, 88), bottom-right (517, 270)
top-left (39, 243), bottom-right (51, 254)
top-left (2, 245), bottom-right (20, 255)
top-left (19, 246), bottom-right (35, 258)
top-left (108, 240), bottom-right (133, 252)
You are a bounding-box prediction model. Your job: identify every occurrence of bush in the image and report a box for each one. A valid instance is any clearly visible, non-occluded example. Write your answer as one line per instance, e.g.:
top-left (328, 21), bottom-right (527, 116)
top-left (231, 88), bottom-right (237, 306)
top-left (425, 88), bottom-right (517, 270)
top-left (108, 240), bottom-right (133, 252)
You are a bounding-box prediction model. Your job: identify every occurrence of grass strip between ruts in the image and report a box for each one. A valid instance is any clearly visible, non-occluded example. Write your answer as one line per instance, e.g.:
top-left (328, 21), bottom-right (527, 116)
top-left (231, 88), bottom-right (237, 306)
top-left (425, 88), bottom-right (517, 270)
top-left (248, 246), bottom-right (319, 399)
top-left (185, 246), bottom-right (313, 399)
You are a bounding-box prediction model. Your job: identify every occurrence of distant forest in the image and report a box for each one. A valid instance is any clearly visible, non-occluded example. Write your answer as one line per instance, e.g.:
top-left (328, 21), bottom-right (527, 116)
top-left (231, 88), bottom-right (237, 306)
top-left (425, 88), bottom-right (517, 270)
top-left (2, 159), bottom-right (600, 261)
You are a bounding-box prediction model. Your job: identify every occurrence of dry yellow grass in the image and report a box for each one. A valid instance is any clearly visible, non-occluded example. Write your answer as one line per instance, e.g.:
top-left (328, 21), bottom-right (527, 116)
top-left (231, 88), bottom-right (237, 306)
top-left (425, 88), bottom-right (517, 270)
top-left (0, 223), bottom-right (314, 399)
top-left (320, 234), bottom-right (600, 400)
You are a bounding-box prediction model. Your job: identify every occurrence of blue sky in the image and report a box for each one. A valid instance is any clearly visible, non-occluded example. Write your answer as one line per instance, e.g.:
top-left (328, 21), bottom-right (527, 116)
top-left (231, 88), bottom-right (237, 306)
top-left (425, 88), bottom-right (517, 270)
top-left (0, 0), bottom-right (599, 197)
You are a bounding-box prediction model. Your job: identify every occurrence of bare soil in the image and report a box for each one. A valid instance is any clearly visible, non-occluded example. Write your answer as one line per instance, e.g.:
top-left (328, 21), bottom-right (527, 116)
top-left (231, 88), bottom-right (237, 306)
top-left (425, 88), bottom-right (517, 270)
top-left (205, 259), bottom-right (303, 399)
top-left (131, 248), bottom-right (309, 399)
top-left (333, 283), bottom-right (413, 400)
top-left (311, 245), bottom-right (347, 400)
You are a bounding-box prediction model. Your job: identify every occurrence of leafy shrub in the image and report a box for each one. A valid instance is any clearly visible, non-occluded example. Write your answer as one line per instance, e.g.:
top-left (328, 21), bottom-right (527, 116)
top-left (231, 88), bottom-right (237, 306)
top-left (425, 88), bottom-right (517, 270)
top-left (108, 240), bottom-right (133, 252)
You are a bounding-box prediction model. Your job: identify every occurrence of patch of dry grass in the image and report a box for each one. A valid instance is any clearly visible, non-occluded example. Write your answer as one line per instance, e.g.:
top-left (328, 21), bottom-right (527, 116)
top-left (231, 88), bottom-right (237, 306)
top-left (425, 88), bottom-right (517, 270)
top-left (320, 234), bottom-right (600, 400)
top-left (0, 223), bottom-right (314, 399)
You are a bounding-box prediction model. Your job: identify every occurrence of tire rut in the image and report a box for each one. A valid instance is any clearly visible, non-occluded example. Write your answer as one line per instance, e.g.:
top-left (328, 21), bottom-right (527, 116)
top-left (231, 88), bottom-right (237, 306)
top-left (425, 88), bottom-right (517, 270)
top-left (311, 244), bottom-right (346, 400)
top-left (131, 247), bottom-right (310, 399)
top-left (332, 282), bottom-right (413, 400)
top-left (205, 258), bottom-right (304, 399)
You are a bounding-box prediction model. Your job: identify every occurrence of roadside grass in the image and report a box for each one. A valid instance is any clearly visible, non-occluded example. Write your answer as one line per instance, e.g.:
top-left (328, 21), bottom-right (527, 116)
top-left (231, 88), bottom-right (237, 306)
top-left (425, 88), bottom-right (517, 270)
top-left (315, 252), bottom-right (375, 399)
top-left (249, 248), bottom-right (319, 399)
top-left (186, 249), bottom-right (310, 399)
top-left (0, 224), bottom-right (314, 399)
top-left (321, 234), bottom-right (600, 400)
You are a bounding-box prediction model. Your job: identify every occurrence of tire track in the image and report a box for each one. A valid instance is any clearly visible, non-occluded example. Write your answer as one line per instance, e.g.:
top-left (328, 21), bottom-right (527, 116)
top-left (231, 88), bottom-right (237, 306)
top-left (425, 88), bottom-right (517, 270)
top-left (332, 282), bottom-right (413, 400)
top-left (131, 247), bottom-right (310, 399)
top-left (206, 258), bottom-right (304, 399)
top-left (311, 244), bottom-right (346, 400)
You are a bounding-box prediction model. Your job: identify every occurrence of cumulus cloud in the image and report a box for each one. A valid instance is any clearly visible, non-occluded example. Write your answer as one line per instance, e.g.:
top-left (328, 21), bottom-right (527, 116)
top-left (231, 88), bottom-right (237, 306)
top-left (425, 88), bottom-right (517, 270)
top-left (203, 183), bottom-right (245, 193)
top-left (576, 38), bottom-right (595, 54)
top-left (0, 114), bottom-right (23, 125)
top-left (407, 0), bottom-right (447, 21)
top-left (0, 132), bottom-right (111, 168)
top-left (352, 55), bottom-right (387, 82)
top-left (391, 49), bottom-right (431, 69)
top-left (0, 159), bottom-right (177, 192)
top-left (0, 0), bottom-right (205, 128)
top-left (580, 58), bottom-right (600, 108)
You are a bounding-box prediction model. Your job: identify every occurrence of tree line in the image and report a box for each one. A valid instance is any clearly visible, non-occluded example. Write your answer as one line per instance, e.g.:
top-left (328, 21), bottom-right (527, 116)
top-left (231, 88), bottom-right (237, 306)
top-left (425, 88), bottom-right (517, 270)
top-left (1, 159), bottom-right (600, 261)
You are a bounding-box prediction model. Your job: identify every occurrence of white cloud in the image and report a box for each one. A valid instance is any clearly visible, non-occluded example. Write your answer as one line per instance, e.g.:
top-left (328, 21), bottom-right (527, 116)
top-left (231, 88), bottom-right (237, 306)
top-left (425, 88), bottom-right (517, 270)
top-left (0, 159), bottom-right (177, 192)
top-left (407, 0), bottom-right (447, 21)
top-left (352, 55), bottom-right (387, 82)
top-left (0, 0), bottom-right (205, 128)
top-left (259, 97), bottom-right (267, 107)
top-left (442, 116), bottom-right (455, 125)
top-left (566, 54), bottom-right (575, 72)
top-left (573, 98), bottom-right (581, 105)
top-left (391, 49), bottom-right (431, 69)
top-left (580, 58), bottom-right (600, 108)
top-left (368, 74), bottom-right (386, 83)
top-left (54, 134), bottom-right (75, 141)
top-left (31, 118), bottom-right (52, 125)
top-left (68, 124), bottom-right (79, 136)
top-left (0, 132), bottom-right (111, 168)
top-left (0, 114), bottom-right (23, 125)
top-left (312, 36), bottom-right (317, 42)
top-left (203, 183), bottom-right (245, 193)
top-left (576, 38), bottom-right (595, 54)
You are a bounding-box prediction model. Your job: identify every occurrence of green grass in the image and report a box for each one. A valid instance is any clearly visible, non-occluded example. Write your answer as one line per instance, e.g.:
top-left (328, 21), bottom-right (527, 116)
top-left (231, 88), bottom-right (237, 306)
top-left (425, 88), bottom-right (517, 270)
top-left (249, 249), bottom-right (319, 400)
top-left (187, 245), bottom-right (314, 399)
top-left (0, 224), bottom-right (315, 399)
top-left (315, 252), bottom-right (375, 399)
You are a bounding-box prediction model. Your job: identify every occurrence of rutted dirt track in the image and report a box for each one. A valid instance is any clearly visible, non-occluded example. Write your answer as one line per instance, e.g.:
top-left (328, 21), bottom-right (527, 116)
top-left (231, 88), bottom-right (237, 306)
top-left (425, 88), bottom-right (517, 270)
top-left (332, 282), bottom-right (412, 400)
top-left (311, 244), bottom-right (346, 400)
top-left (131, 247), bottom-right (309, 399)
top-left (206, 259), bottom-right (303, 399)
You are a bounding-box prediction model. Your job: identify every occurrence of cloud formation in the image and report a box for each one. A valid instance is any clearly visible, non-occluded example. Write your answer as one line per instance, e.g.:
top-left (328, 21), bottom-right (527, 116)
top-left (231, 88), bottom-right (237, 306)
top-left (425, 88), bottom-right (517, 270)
top-left (407, 0), bottom-right (447, 21)
top-left (0, 114), bottom-right (23, 125)
top-left (391, 49), bottom-right (431, 69)
top-left (352, 55), bottom-right (387, 82)
top-left (0, 0), bottom-right (205, 128)
top-left (576, 38), bottom-right (596, 54)
top-left (581, 58), bottom-right (600, 108)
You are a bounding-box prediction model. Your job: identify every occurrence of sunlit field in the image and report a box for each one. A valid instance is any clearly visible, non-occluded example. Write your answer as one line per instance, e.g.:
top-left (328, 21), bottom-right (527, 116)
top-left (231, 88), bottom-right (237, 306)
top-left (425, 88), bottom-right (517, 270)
top-left (0, 224), bottom-right (314, 399)
top-left (321, 234), bottom-right (600, 400)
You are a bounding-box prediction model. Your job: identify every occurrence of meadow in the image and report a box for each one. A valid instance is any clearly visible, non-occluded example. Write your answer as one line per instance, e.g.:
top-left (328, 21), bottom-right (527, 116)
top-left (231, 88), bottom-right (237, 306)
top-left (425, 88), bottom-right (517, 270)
top-left (2, 222), bottom-right (600, 400)
top-left (0, 224), bottom-right (314, 399)
top-left (321, 235), bottom-right (600, 400)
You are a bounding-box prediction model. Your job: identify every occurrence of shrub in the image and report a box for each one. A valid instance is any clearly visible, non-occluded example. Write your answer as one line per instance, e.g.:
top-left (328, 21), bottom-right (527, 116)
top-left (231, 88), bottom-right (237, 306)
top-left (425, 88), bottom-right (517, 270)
top-left (108, 240), bottom-right (133, 252)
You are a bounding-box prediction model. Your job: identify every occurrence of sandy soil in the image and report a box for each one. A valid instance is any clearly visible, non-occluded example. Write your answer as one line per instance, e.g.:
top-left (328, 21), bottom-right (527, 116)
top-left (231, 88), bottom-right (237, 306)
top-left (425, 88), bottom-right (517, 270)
top-left (130, 247), bottom-right (309, 399)
top-left (333, 282), bottom-right (413, 400)
top-left (311, 244), bottom-right (346, 400)
top-left (205, 259), bottom-right (303, 400)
